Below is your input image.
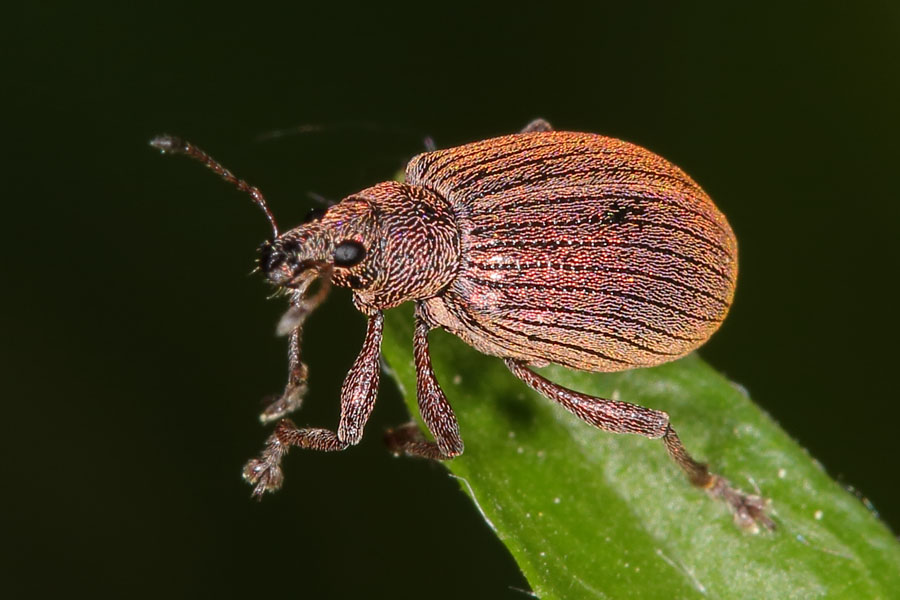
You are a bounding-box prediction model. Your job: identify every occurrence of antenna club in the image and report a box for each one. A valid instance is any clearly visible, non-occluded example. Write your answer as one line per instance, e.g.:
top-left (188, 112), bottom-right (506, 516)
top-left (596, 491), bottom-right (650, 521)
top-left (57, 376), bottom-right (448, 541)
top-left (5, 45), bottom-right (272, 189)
top-left (149, 134), bottom-right (187, 154)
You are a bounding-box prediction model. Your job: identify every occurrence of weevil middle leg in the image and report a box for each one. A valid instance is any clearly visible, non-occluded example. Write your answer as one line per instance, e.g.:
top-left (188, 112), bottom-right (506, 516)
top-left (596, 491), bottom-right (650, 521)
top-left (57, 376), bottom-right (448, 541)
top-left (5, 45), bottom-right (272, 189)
top-left (505, 359), bottom-right (775, 531)
top-left (385, 302), bottom-right (464, 460)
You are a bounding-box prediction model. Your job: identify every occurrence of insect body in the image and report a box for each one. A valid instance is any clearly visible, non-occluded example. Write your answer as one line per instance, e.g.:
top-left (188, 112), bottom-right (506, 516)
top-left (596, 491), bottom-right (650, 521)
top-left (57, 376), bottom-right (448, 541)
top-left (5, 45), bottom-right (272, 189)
top-left (151, 120), bottom-right (772, 530)
top-left (405, 130), bottom-right (737, 373)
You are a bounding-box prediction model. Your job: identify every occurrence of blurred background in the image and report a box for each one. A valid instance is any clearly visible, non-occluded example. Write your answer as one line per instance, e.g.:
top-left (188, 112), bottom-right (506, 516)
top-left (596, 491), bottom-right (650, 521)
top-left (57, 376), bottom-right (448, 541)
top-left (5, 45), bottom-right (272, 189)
top-left (4, 2), bottom-right (899, 598)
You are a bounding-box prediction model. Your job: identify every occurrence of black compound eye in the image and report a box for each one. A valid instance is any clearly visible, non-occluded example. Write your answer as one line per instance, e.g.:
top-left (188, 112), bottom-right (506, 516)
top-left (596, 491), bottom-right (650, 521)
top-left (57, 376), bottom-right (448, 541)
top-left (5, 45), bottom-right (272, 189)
top-left (303, 207), bottom-right (326, 223)
top-left (333, 240), bottom-right (366, 267)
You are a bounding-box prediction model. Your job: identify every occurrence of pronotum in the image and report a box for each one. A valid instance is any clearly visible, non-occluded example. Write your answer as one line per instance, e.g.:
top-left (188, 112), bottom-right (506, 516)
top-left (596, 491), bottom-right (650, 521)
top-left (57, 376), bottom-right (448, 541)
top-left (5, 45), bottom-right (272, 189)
top-left (151, 119), bottom-right (773, 530)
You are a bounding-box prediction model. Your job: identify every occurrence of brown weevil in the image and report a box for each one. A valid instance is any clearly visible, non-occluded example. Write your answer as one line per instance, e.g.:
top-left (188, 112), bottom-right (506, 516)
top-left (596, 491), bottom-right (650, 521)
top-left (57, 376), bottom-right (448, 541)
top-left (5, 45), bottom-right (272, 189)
top-left (150, 119), bottom-right (773, 530)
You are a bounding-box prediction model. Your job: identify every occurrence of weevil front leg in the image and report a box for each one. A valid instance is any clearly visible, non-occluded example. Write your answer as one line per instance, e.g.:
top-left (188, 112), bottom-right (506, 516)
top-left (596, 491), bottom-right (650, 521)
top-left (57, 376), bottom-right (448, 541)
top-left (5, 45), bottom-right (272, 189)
top-left (259, 280), bottom-right (332, 424)
top-left (243, 311), bottom-right (383, 497)
top-left (385, 302), bottom-right (464, 460)
top-left (505, 359), bottom-right (774, 531)
top-left (258, 327), bottom-right (308, 424)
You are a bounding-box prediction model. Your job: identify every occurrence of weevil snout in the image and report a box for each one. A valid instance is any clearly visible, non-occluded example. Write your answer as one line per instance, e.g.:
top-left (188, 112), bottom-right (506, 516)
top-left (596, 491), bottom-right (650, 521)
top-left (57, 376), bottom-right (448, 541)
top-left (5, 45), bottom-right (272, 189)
top-left (258, 237), bottom-right (323, 287)
top-left (258, 239), bottom-right (279, 273)
top-left (255, 199), bottom-right (381, 293)
top-left (258, 239), bottom-right (290, 285)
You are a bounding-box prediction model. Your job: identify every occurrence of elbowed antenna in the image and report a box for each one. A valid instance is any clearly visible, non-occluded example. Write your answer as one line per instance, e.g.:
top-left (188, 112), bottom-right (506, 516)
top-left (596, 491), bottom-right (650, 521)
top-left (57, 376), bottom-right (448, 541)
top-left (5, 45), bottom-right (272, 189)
top-left (150, 134), bottom-right (280, 237)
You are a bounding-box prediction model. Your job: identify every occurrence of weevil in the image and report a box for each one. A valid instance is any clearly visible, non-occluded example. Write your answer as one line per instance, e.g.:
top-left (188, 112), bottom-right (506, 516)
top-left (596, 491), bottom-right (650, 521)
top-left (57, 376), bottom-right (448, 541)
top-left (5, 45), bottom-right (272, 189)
top-left (150, 119), bottom-right (773, 530)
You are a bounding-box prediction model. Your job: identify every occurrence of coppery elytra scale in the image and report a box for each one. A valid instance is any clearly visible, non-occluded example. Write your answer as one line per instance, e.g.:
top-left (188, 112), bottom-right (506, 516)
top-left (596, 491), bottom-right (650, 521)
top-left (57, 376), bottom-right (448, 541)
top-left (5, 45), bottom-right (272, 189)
top-left (150, 119), bottom-right (773, 531)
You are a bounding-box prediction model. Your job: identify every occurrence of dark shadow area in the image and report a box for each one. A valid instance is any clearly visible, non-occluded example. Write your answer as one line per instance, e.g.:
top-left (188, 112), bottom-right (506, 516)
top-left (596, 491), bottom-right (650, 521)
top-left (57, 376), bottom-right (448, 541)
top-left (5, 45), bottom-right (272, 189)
top-left (489, 383), bottom-right (544, 433)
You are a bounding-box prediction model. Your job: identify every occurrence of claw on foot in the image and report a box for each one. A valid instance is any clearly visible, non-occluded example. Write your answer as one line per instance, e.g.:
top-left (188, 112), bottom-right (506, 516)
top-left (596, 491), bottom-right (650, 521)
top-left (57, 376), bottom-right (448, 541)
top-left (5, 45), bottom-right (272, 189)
top-left (384, 422), bottom-right (425, 456)
top-left (242, 433), bottom-right (288, 498)
top-left (242, 457), bottom-right (284, 498)
top-left (706, 476), bottom-right (775, 532)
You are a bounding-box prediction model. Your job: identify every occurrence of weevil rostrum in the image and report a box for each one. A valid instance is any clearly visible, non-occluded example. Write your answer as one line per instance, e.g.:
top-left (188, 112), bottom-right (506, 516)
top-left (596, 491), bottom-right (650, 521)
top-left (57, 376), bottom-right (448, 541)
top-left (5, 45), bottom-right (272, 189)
top-left (151, 119), bottom-right (773, 530)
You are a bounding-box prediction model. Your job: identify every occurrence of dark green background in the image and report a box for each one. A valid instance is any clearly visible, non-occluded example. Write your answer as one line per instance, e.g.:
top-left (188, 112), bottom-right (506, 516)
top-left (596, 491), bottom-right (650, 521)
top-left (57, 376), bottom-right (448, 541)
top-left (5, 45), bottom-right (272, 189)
top-left (5, 3), bottom-right (898, 598)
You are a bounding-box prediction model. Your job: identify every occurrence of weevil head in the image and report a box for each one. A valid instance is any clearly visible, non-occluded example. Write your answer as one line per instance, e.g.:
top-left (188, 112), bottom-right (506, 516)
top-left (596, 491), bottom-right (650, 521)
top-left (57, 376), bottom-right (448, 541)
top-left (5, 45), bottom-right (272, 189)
top-left (258, 181), bottom-right (460, 309)
top-left (258, 198), bottom-right (378, 289)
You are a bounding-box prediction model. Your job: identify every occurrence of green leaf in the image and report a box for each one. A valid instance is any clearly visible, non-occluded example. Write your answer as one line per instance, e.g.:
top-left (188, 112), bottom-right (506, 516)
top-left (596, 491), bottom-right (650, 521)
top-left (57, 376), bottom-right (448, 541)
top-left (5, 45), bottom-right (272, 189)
top-left (380, 304), bottom-right (900, 599)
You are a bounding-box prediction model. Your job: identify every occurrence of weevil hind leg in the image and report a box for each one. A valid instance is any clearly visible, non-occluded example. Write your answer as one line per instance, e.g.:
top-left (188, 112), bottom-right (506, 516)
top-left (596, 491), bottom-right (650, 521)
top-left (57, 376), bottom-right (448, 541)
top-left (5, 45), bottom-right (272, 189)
top-left (244, 312), bottom-right (383, 497)
top-left (661, 424), bottom-right (774, 530)
top-left (505, 359), bottom-right (774, 531)
top-left (384, 303), bottom-right (464, 460)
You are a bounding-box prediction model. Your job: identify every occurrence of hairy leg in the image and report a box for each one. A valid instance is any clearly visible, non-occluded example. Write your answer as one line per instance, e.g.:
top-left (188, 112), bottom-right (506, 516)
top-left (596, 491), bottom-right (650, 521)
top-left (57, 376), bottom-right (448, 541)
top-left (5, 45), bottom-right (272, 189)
top-left (385, 303), bottom-right (464, 460)
top-left (505, 359), bottom-right (774, 530)
top-left (244, 311), bottom-right (383, 497)
top-left (260, 279), bottom-right (332, 424)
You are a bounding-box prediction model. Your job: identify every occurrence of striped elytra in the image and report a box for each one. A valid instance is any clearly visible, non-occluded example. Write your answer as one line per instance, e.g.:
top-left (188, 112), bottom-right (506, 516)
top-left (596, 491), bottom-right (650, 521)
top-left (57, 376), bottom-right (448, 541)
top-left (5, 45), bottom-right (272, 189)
top-left (405, 131), bottom-right (737, 373)
top-left (152, 123), bottom-right (771, 530)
